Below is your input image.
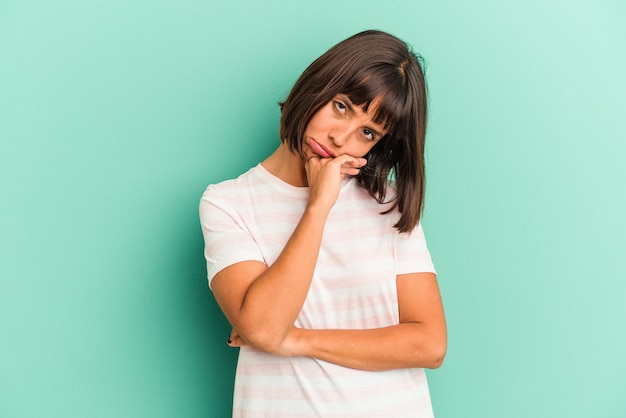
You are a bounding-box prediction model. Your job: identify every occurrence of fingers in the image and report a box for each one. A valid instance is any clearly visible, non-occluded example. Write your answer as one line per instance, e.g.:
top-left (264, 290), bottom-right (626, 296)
top-left (227, 329), bottom-right (246, 348)
top-left (338, 155), bottom-right (367, 176)
top-left (342, 166), bottom-right (362, 176)
top-left (305, 154), bottom-right (367, 210)
top-left (334, 154), bottom-right (367, 168)
top-left (308, 154), bottom-right (366, 172)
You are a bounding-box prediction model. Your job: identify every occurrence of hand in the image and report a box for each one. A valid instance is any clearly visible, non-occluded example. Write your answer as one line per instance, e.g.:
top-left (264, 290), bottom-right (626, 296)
top-left (227, 328), bottom-right (246, 348)
top-left (227, 327), bottom-right (302, 358)
top-left (305, 154), bottom-right (367, 210)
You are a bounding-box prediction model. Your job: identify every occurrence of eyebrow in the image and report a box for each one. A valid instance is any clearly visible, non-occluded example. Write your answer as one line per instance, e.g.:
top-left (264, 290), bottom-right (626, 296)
top-left (338, 94), bottom-right (357, 114)
top-left (338, 95), bottom-right (385, 138)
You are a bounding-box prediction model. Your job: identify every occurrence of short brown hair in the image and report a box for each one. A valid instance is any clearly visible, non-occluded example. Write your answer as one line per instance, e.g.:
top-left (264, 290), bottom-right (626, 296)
top-left (280, 30), bottom-right (428, 233)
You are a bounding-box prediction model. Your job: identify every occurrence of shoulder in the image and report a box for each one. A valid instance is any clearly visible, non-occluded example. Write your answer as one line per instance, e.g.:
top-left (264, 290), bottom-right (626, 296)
top-left (200, 165), bottom-right (262, 207)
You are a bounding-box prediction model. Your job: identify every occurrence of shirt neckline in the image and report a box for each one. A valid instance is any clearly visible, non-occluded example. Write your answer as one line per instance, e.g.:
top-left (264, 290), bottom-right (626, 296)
top-left (254, 163), bottom-right (353, 196)
top-left (254, 163), bottom-right (310, 196)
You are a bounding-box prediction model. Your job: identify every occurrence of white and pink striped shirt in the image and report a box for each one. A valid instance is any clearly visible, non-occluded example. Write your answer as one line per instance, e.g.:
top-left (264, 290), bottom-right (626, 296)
top-left (200, 164), bottom-right (436, 417)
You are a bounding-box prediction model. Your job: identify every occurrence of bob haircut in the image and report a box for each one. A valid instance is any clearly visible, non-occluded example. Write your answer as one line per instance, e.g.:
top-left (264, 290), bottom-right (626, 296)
top-left (279, 30), bottom-right (428, 233)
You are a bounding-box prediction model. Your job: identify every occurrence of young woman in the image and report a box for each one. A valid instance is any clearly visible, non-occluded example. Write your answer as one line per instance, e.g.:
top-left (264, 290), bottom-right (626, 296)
top-left (200, 30), bottom-right (446, 417)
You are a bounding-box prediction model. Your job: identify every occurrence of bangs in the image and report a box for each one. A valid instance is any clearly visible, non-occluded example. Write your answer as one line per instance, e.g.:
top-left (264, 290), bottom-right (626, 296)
top-left (342, 65), bottom-right (412, 138)
top-left (279, 30), bottom-right (428, 232)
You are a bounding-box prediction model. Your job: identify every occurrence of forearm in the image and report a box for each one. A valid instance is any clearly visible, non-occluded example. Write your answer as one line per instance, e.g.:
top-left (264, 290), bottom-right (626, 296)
top-left (215, 153), bottom-right (368, 352)
top-left (236, 205), bottom-right (329, 350)
top-left (289, 323), bottom-right (447, 371)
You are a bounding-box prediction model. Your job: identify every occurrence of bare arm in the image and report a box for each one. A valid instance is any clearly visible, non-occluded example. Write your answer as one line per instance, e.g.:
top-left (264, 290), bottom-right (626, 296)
top-left (229, 272), bottom-right (447, 370)
top-left (212, 154), bottom-right (366, 352)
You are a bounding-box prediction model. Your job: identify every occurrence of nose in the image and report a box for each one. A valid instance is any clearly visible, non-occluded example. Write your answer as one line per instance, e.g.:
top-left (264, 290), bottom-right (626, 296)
top-left (329, 121), bottom-right (350, 147)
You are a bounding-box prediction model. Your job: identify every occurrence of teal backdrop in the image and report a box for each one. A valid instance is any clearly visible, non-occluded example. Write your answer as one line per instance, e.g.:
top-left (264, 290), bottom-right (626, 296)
top-left (1, 1), bottom-right (625, 417)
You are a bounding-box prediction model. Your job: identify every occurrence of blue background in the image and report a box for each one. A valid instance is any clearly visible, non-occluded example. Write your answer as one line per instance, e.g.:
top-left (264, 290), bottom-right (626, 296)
top-left (1, 1), bottom-right (625, 416)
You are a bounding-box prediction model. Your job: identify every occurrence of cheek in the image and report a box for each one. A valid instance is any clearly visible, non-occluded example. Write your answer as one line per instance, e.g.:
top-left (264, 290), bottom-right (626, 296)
top-left (346, 143), bottom-right (375, 158)
top-left (307, 104), bottom-right (337, 134)
top-left (359, 139), bottom-right (381, 155)
top-left (304, 116), bottom-right (323, 136)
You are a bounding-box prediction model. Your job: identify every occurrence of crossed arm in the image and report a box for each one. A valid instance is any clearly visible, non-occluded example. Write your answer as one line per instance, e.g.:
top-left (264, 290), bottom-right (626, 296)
top-left (211, 209), bottom-right (447, 371)
top-left (210, 155), bottom-right (447, 371)
top-left (221, 271), bottom-right (446, 371)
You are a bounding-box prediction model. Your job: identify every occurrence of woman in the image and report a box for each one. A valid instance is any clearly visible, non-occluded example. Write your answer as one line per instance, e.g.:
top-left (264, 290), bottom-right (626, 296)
top-left (200, 30), bottom-right (446, 417)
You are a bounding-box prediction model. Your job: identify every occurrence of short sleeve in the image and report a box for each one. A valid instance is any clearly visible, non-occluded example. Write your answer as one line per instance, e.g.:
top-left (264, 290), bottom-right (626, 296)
top-left (395, 222), bottom-right (437, 276)
top-left (199, 186), bottom-right (265, 289)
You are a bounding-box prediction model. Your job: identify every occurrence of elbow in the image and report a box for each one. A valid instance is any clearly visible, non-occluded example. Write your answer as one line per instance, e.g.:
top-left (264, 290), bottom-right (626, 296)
top-left (242, 327), bottom-right (287, 354)
top-left (425, 339), bottom-right (447, 369)
top-left (428, 350), bottom-right (446, 369)
top-left (235, 308), bottom-right (291, 353)
top-left (408, 329), bottom-right (446, 369)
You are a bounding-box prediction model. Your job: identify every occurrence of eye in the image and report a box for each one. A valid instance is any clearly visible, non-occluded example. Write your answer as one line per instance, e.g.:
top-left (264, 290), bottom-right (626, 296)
top-left (363, 129), bottom-right (376, 141)
top-left (334, 101), bottom-right (347, 114)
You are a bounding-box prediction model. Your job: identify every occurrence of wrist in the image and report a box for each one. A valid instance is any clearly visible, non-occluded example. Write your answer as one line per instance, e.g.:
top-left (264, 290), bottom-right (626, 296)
top-left (303, 202), bottom-right (332, 221)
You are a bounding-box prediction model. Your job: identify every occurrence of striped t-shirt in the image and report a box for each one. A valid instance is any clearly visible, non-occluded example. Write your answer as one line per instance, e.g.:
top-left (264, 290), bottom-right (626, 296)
top-left (200, 164), bottom-right (437, 417)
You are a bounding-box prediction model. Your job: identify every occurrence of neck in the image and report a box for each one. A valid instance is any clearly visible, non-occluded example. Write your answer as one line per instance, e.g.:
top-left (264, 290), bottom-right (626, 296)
top-left (261, 142), bottom-right (308, 187)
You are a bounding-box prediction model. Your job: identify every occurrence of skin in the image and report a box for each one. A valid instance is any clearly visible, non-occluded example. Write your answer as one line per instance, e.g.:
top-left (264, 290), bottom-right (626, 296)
top-left (211, 94), bottom-right (447, 371)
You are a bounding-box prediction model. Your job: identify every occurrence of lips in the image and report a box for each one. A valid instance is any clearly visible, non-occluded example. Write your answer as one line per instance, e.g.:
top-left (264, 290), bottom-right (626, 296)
top-left (310, 140), bottom-right (334, 158)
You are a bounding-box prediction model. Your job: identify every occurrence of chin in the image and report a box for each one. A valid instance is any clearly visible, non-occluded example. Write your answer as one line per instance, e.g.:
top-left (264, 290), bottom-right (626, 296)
top-left (300, 144), bottom-right (315, 160)
top-left (299, 148), bottom-right (312, 161)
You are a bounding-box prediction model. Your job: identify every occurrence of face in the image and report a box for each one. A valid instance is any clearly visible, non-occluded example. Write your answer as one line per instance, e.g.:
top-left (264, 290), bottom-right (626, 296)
top-left (303, 94), bottom-right (387, 160)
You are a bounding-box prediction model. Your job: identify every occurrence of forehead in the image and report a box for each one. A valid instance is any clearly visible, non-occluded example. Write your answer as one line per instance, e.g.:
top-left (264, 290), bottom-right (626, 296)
top-left (339, 94), bottom-right (388, 130)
